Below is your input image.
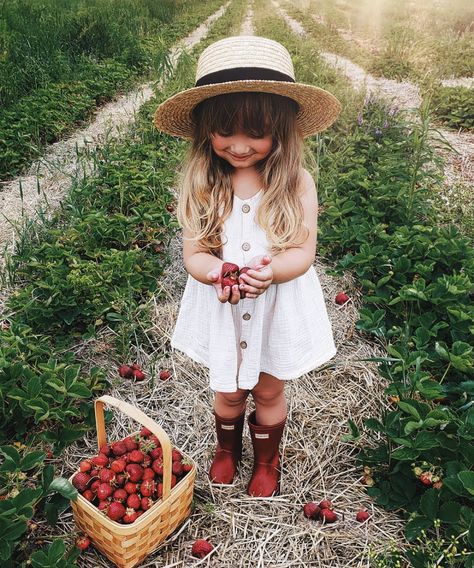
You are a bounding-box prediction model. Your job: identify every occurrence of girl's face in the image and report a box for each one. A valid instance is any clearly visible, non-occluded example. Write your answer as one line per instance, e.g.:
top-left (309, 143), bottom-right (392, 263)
top-left (210, 127), bottom-right (273, 170)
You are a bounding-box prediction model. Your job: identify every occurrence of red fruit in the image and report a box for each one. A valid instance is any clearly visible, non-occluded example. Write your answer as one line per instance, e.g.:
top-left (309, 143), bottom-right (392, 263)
top-left (107, 501), bottom-right (126, 522)
top-left (99, 445), bottom-right (111, 457)
top-left (90, 468), bottom-right (99, 477)
top-left (113, 488), bottom-right (128, 502)
top-left (141, 480), bottom-right (155, 497)
top-left (91, 454), bottom-right (109, 468)
top-left (124, 437), bottom-right (138, 452)
top-left (320, 509), bottom-right (338, 523)
top-left (140, 427), bottom-right (152, 437)
top-left (420, 472), bottom-right (432, 485)
top-left (126, 464), bottom-right (144, 482)
top-left (111, 441), bottom-right (127, 456)
top-left (303, 502), bottom-right (321, 519)
top-left (143, 468), bottom-right (155, 480)
top-left (335, 292), bottom-right (350, 305)
top-left (172, 461), bottom-right (183, 476)
top-left (111, 459), bottom-right (126, 473)
top-left (82, 490), bottom-right (94, 502)
top-left (127, 493), bottom-right (141, 510)
top-left (98, 500), bottom-right (109, 511)
top-left (150, 447), bottom-right (162, 460)
top-left (159, 370), bottom-right (171, 381)
top-left (72, 472), bottom-right (91, 492)
top-left (141, 497), bottom-right (153, 511)
top-left (131, 363), bottom-right (142, 371)
top-left (191, 539), bottom-right (214, 559)
top-left (123, 508), bottom-right (139, 524)
top-left (90, 479), bottom-right (101, 493)
top-left (124, 482), bottom-right (138, 494)
top-left (115, 474), bottom-right (126, 487)
top-left (238, 266), bottom-right (251, 299)
top-left (118, 365), bottom-right (134, 379)
top-left (170, 474), bottom-right (177, 488)
top-left (133, 369), bottom-right (146, 381)
top-left (356, 510), bottom-right (370, 522)
top-left (129, 450), bottom-right (145, 464)
top-left (150, 435), bottom-right (160, 447)
top-left (221, 262), bottom-right (240, 289)
top-left (79, 461), bottom-right (92, 473)
top-left (152, 458), bottom-right (163, 476)
top-left (76, 535), bottom-right (90, 551)
top-left (172, 449), bottom-right (182, 461)
top-left (99, 468), bottom-right (115, 483)
top-left (318, 500), bottom-right (332, 510)
top-left (157, 482), bottom-right (163, 497)
top-left (182, 458), bottom-right (193, 473)
top-left (97, 483), bottom-right (113, 500)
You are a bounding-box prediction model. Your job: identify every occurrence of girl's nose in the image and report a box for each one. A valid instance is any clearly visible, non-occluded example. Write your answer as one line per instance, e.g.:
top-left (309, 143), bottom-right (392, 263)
top-left (230, 145), bottom-right (251, 155)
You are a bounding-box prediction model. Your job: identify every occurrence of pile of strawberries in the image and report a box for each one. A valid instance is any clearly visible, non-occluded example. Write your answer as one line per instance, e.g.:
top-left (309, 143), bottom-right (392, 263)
top-left (71, 428), bottom-right (193, 524)
top-left (118, 363), bottom-right (172, 382)
top-left (303, 499), bottom-right (370, 524)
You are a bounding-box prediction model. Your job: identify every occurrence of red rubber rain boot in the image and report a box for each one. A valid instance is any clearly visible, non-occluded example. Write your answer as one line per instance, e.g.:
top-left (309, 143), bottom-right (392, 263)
top-left (208, 408), bottom-right (246, 485)
top-left (247, 409), bottom-right (287, 497)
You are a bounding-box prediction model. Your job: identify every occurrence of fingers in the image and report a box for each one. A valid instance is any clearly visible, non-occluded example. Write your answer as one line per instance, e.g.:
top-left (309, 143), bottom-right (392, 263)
top-left (218, 284), bottom-right (241, 304)
top-left (239, 270), bottom-right (265, 290)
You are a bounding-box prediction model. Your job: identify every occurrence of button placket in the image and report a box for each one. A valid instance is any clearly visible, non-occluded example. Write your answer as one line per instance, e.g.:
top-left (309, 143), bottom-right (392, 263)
top-left (240, 199), bottom-right (253, 352)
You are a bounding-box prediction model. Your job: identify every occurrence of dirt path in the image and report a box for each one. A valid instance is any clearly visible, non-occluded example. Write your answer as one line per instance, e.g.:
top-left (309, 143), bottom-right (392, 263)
top-left (0, 2), bottom-right (231, 274)
top-left (310, 5), bottom-right (474, 89)
top-left (272, 0), bottom-right (474, 194)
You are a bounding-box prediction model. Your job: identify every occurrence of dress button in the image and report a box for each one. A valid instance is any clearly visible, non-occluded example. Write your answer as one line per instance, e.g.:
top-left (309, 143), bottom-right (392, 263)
top-left (243, 313), bottom-right (251, 320)
top-left (242, 204), bottom-right (250, 213)
top-left (242, 242), bottom-right (251, 251)
top-left (240, 341), bottom-right (247, 349)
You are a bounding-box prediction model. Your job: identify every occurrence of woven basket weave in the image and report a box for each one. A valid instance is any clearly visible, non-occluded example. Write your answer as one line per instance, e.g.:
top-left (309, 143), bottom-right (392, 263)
top-left (68, 395), bottom-right (196, 568)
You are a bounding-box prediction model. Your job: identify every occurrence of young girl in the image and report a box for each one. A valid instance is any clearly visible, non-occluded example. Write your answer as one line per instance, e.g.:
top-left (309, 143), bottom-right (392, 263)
top-left (153, 35), bottom-right (341, 498)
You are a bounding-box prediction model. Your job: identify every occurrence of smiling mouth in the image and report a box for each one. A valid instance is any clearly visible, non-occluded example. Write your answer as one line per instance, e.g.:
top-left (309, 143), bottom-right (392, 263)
top-left (229, 152), bottom-right (253, 159)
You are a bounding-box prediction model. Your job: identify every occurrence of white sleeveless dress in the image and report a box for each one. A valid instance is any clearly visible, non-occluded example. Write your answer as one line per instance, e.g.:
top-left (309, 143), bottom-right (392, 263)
top-left (170, 189), bottom-right (337, 393)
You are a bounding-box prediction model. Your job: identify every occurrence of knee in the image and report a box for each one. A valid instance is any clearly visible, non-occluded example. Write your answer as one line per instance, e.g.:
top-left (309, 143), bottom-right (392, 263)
top-left (251, 384), bottom-right (284, 406)
top-left (216, 389), bottom-right (249, 407)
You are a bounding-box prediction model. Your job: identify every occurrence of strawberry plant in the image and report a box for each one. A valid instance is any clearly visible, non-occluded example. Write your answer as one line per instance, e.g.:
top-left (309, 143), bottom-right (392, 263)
top-left (431, 86), bottom-right (474, 131)
top-left (0, 446), bottom-right (78, 565)
top-left (316, 93), bottom-right (474, 564)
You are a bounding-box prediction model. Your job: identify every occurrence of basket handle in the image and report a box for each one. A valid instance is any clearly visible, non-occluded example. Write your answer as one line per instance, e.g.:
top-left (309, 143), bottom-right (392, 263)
top-left (95, 395), bottom-right (173, 500)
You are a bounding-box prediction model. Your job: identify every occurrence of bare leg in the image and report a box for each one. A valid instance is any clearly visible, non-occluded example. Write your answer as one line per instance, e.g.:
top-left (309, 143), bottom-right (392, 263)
top-left (251, 372), bottom-right (287, 425)
top-left (214, 388), bottom-right (249, 419)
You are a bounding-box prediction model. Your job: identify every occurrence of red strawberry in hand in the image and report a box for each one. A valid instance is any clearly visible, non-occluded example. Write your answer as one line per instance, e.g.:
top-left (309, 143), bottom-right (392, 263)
top-left (221, 262), bottom-right (240, 289)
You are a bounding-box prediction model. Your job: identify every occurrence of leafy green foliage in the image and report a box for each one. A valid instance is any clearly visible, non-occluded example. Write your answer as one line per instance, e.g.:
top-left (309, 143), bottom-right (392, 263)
top-left (431, 86), bottom-right (474, 131)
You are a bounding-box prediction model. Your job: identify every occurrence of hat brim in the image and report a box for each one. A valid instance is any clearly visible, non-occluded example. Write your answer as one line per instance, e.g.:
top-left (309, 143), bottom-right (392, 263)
top-left (153, 80), bottom-right (342, 139)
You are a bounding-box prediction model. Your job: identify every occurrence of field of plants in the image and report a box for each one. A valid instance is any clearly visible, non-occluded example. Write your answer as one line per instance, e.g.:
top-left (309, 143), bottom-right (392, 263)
top-left (0, 0), bottom-right (473, 566)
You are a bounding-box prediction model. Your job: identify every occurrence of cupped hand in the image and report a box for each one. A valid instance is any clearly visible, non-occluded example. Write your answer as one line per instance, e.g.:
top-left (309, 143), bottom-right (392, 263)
top-left (239, 255), bottom-right (273, 299)
top-left (207, 268), bottom-right (241, 304)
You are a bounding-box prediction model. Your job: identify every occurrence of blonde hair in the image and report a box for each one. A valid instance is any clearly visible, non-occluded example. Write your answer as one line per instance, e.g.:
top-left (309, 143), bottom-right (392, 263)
top-left (175, 91), bottom-right (309, 259)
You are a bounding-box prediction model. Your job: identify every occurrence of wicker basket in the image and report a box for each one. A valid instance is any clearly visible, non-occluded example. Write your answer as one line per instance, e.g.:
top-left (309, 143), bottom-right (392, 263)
top-left (68, 395), bottom-right (196, 568)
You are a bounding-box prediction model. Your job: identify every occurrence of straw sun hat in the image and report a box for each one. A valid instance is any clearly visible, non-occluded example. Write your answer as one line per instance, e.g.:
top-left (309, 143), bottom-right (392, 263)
top-left (153, 35), bottom-right (342, 140)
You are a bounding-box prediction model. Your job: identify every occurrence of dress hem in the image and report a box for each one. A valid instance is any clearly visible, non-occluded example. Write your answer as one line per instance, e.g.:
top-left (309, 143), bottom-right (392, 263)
top-left (170, 341), bottom-right (338, 392)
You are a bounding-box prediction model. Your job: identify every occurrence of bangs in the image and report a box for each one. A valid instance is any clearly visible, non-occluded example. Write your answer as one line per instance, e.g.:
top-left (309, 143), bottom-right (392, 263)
top-left (192, 91), bottom-right (299, 138)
